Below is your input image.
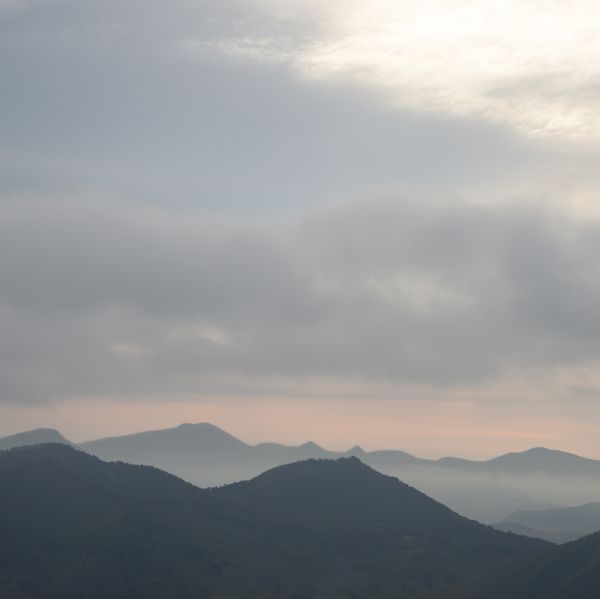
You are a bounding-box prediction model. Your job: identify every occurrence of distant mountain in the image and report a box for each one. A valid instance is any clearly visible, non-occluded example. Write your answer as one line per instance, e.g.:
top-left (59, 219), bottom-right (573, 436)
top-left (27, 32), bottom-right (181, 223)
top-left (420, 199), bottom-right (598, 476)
top-left (362, 448), bottom-right (429, 468)
top-left (76, 421), bottom-right (600, 478)
top-left (79, 422), bottom-right (340, 487)
top-left (80, 421), bottom-right (249, 458)
top-left (439, 447), bottom-right (600, 477)
top-left (5, 423), bottom-right (599, 481)
top-left (0, 427), bottom-right (72, 450)
top-left (5, 424), bottom-right (599, 479)
top-left (494, 503), bottom-right (600, 543)
top-left (0, 444), bottom-right (544, 599)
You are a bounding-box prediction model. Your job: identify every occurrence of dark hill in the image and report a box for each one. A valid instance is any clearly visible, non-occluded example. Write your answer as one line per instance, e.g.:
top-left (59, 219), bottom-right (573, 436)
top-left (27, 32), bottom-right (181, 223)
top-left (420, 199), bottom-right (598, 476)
top-left (445, 530), bottom-right (600, 599)
top-left (0, 444), bottom-right (235, 599)
top-left (0, 445), bottom-right (545, 599)
top-left (221, 457), bottom-right (523, 545)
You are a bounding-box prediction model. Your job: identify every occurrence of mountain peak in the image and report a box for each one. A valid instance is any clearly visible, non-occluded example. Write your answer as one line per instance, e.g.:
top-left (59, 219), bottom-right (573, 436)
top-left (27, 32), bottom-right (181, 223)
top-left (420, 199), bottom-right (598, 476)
top-left (0, 428), bottom-right (72, 451)
top-left (523, 446), bottom-right (577, 457)
top-left (299, 440), bottom-right (322, 450)
top-left (490, 446), bottom-right (594, 465)
top-left (226, 457), bottom-right (382, 492)
top-left (346, 444), bottom-right (366, 456)
top-left (79, 421), bottom-right (249, 464)
top-left (176, 422), bottom-right (226, 432)
top-left (494, 446), bottom-right (582, 460)
top-left (220, 457), bottom-right (520, 544)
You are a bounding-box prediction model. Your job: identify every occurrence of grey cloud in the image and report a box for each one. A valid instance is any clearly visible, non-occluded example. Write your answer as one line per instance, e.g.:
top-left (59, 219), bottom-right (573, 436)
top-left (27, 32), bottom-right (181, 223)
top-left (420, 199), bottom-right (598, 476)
top-left (1, 198), bottom-right (600, 403)
top-left (1, 0), bottom-right (542, 213)
top-left (2, 0), bottom-right (597, 405)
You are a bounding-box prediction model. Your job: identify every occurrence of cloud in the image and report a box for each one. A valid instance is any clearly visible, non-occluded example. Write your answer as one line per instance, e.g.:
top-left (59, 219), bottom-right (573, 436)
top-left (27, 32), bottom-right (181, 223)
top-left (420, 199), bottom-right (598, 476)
top-left (280, 0), bottom-right (600, 143)
top-left (0, 0), bottom-right (551, 214)
top-left (2, 0), bottom-right (600, 406)
top-left (1, 197), bottom-right (600, 403)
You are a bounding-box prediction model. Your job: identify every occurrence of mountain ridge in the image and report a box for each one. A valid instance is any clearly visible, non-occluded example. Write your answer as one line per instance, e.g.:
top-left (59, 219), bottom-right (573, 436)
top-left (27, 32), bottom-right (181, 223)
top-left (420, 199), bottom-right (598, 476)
top-left (3, 422), bottom-right (599, 469)
top-left (0, 427), bottom-right (73, 451)
top-left (493, 502), bottom-right (600, 543)
top-left (2, 423), bottom-right (600, 523)
top-left (0, 443), bottom-right (546, 598)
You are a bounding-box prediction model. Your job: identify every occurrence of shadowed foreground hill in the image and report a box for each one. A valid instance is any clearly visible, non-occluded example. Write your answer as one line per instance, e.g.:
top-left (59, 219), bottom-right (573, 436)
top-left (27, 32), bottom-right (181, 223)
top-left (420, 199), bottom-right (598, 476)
top-left (0, 445), bottom-right (544, 599)
top-left (446, 530), bottom-right (600, 599)
top-left (219, 457), bottom-right (517, 544)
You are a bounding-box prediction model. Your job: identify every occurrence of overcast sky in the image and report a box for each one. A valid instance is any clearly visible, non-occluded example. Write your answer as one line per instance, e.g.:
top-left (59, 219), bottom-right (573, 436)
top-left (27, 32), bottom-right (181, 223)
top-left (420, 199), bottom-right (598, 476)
top-left (2, 0), bottom-right (600, 457)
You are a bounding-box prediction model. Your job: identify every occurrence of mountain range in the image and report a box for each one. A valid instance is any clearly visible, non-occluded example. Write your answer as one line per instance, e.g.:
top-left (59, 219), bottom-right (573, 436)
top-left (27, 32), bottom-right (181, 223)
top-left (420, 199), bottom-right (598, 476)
top-left (494, 503), bottom-right (600, 544)
top-left (3, 422), bottom-right (600, 523)
top-left (0, 443), bottom-right (545, 598)
top-left (8, 422), bottom-right (600, 476)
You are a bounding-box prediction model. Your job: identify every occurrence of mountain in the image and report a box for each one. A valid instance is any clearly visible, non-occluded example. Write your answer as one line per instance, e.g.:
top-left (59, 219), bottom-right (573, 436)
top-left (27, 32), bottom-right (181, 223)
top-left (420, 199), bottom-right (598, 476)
top-left (0, 444), bottom-right (545, 599)
top-left (4, 424), bottom-right (600, 522)
top-left (76, 420), bottom-right (600, 476)
top-left (374, 449), bottom-right (600, 523)
top-left (76, 423), bottom-right (431, 482)
top-left (0, 427), bottom-right (72, 450)
top-left (6, 423), bottom-right (598, 480)
top-left (219, 456), bottom-right (515, 543)
top-left (80, 421), bottom-right (249, 459)
top-left (495, 503), bottom-right (600, 543)
top-left (446, 529), bottom-right (600, 599)
top-left (79, 422), bottom-right (340, 487)
top-left (0, 443), bottom-right (234, 599)
top-left (439, 447), bottom-right (600, 477)
top-left (363, 448), bottom-right (429, 468)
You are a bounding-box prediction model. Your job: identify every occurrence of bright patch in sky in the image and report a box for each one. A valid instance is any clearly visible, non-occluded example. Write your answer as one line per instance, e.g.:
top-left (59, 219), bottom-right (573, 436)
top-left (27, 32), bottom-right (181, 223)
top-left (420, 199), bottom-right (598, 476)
top-left (227, 0), bottom-right (600, 143)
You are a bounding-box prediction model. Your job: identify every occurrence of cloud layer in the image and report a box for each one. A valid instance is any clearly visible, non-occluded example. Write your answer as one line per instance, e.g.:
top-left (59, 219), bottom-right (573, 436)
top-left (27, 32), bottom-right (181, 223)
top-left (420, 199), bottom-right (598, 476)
top-left (2, 0), bottom-right (600, 412)
top-left (3, 0), bottom-right (579, 213)
top-left (2, 197), bottom-right (600, 403)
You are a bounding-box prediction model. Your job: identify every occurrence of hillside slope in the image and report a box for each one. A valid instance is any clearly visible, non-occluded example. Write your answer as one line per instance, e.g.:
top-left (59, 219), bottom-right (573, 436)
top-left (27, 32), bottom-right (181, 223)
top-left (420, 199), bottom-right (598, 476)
top-left (0, 445), bottom-right (544, 599)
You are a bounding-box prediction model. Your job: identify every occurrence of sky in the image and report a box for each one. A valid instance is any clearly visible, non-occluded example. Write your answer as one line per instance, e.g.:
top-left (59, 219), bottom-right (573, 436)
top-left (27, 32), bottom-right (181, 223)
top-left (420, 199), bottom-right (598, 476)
top-left (2, 0), bottom-right (600, 457)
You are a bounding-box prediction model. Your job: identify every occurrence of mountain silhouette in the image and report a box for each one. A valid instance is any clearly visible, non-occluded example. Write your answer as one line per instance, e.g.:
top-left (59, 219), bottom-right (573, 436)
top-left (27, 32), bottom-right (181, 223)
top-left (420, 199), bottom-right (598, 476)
top-left (448, 528), bottom-right (600, 598)
top-left (79, 422), bottom-right (340, 487)
top-left (4, 423), bottom-right (600, 524)
top-left (221, 456), bottom-right (509, 543)
top-left (80, 421), bottom-right (248, 458)
top-left (4, 424), bottom-right (598, 480)
top-left (495, 502), bottom-right (600, 543)
top-left (0, 444), bottom-right (545, 599)
top-left (439, 447), bottom-right (600, 477)
top-left (0, 427), bottom-right (72, 450)
top-left (4, 424), bottom-right (600, 522)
